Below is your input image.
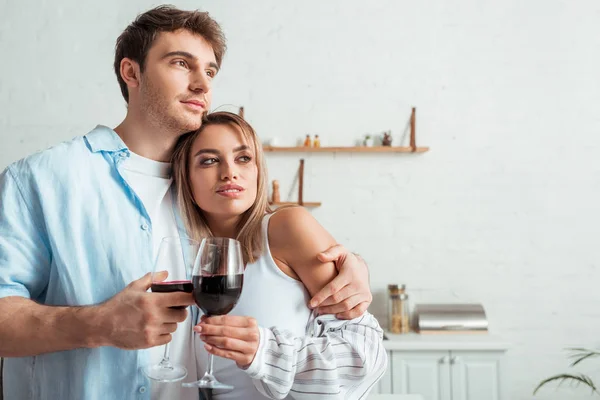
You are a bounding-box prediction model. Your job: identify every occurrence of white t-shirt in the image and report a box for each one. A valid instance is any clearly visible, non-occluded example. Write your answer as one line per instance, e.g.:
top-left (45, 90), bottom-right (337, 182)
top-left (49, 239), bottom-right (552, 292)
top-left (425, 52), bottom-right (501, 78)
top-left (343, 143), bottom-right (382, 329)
top-left (121, 152), bottom-right (198, 400)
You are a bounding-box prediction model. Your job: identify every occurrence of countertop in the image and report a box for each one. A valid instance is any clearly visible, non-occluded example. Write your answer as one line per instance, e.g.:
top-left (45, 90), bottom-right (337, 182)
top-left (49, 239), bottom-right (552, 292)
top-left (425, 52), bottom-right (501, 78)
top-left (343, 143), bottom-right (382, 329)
top-left (382, 332), bottom-right (510, 351)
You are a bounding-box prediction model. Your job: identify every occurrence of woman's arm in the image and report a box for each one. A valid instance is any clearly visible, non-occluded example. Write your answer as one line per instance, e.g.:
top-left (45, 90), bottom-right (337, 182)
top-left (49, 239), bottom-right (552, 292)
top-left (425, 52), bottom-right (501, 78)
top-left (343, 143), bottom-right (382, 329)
top-left (267, 206), bottom-right (339, 298)
top-left (197, 208), bottom-right (387, 399)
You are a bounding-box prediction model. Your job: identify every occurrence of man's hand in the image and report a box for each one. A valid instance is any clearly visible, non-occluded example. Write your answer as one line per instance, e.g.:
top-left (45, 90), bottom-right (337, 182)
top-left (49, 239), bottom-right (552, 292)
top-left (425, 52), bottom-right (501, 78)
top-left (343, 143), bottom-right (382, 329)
top-left (309, 245), bottom-right (372, 320)
top-left (95, 272), bottom-right (195, 350)
top-left (194, 315), bottom-right (260, 368)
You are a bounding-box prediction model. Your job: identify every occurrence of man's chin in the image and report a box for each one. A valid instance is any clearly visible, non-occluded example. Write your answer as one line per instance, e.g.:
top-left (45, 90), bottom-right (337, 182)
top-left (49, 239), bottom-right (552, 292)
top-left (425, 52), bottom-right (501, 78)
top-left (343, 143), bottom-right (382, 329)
top-left (174, 116), bottom-right (203, 133)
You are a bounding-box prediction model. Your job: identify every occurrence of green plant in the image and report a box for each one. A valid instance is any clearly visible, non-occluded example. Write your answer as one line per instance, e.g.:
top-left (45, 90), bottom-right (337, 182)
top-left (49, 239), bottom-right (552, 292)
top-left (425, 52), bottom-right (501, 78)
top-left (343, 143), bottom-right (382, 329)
top-left (534, 348), bottom-right (600, 396)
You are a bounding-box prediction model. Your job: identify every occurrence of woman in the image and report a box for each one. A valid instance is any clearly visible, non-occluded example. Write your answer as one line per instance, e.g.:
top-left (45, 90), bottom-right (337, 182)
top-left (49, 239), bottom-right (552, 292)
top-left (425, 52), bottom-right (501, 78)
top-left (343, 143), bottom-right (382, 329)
top-left (172, 112), bottom-right (386, 399)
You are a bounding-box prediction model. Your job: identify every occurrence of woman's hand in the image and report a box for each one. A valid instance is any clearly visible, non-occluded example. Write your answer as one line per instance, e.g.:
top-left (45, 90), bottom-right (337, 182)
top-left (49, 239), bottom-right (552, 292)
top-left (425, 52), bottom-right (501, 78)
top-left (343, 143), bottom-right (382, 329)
top-left (309, 244), bottom-right (373, 319)
top-left (194, 315), bottom-right (260, 368)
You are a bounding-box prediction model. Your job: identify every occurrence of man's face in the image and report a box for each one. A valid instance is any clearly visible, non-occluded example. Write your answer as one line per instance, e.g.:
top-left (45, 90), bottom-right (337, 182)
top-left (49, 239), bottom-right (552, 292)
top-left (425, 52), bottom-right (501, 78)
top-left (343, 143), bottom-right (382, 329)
top-left (137, 29), bottom-right (219, 133)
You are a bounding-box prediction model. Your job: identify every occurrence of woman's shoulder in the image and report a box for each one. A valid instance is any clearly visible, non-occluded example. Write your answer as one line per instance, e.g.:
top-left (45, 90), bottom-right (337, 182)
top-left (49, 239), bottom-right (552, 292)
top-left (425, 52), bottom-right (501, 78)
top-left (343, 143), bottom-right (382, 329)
top-left (267, 206), bottom-right (335, 257)
top-left (268, 206), bottom-right (315, 241)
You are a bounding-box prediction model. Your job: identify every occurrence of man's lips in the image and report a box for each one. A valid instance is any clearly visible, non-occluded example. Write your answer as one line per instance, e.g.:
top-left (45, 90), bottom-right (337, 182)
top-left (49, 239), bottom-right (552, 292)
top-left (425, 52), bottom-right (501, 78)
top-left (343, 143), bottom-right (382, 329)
top-left (181, 100), bottom-right (206, 109)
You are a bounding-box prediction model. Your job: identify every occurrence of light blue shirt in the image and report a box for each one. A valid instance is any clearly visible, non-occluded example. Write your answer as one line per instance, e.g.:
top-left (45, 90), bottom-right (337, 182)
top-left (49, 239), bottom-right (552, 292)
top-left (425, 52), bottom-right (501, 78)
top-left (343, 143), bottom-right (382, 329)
top-left (0, 125), bottom-right (188, 400)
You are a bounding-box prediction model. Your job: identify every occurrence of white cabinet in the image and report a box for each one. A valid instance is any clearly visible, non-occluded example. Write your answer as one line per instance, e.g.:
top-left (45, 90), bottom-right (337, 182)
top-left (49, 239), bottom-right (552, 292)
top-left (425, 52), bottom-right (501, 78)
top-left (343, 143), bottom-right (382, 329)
top-left (393, 351), bottom-right (451, 400)
top-left (450, 351), bottom-right (503, 400)
top-left (371, 334), bottom-right (508, 400)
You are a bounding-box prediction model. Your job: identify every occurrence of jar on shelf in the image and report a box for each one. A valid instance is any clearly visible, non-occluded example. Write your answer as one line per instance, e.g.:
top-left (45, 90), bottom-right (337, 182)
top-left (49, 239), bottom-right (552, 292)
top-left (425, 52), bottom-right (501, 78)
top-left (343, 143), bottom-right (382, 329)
top-left (388, 284), bottom-right (410, 334)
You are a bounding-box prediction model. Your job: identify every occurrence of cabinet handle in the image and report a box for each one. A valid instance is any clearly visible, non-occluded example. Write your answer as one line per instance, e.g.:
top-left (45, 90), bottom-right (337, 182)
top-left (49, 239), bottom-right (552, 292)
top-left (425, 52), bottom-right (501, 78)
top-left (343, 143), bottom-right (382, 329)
top-left (450, 356), bottom-right (460, 364)
top-left (440, 356), bottom-right (450, 364)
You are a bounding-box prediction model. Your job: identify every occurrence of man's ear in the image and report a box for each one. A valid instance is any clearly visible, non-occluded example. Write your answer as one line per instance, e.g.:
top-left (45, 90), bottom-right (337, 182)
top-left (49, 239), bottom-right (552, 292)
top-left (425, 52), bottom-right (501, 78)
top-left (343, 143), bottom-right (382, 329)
top-left (120, 57), bottom-right (141, 91)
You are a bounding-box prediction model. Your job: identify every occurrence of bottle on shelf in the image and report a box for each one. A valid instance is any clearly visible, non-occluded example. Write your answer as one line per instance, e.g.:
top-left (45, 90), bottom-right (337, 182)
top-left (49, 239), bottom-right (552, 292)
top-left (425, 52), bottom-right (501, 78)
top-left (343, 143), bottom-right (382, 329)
top-left (271, 180), bottom-right (281, 203)
top-left (313, 135), bottom-right (320, 148)
top-left (303, 135), bottom-right (312, 147)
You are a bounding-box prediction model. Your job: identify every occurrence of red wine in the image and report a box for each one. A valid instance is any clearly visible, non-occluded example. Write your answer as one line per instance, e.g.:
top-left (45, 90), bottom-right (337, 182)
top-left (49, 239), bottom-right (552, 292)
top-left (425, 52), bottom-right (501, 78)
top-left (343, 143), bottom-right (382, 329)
top-left (151, 280), bottom-right (193, 309)
top-left (192, 274), bottom-right (243, 316)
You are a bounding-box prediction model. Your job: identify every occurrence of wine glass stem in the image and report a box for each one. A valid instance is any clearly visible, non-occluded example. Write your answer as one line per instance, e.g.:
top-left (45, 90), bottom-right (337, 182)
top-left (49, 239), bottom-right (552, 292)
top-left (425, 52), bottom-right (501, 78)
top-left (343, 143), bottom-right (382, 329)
top-left (159, 342), bottom-right (172, 368)
top-left (206, 353), bottom-right (215, 377)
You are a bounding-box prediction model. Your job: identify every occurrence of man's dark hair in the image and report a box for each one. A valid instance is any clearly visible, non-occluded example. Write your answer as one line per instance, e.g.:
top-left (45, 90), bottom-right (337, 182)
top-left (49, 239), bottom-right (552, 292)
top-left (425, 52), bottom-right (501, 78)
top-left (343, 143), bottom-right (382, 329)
top-left (114, 5), bottom-right (226, 102)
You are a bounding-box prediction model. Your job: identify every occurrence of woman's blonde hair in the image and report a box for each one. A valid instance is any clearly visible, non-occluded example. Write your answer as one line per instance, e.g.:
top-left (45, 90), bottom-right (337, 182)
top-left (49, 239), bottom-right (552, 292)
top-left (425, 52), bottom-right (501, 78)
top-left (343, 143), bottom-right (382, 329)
top-left (172, 112), bottom-right (272, 264)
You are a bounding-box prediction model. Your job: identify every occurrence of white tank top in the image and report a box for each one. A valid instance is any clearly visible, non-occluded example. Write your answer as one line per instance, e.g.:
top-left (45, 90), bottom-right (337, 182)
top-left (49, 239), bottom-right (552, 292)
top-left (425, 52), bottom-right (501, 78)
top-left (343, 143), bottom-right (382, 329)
top-left (194, 213), bottom-right (313, 399)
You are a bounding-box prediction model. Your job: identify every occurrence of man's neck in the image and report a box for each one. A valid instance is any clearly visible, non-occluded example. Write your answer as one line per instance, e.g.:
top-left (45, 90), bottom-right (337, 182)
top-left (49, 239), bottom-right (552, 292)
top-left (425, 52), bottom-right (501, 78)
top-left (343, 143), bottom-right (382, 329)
top-left (114, 112), bottom-right (178, 162)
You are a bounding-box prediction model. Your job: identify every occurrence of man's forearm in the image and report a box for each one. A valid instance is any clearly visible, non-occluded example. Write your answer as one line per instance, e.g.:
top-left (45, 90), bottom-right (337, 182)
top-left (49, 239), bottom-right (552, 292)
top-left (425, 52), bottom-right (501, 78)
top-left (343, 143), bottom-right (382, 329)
top-left (0, 296), bottom-right (106, 357)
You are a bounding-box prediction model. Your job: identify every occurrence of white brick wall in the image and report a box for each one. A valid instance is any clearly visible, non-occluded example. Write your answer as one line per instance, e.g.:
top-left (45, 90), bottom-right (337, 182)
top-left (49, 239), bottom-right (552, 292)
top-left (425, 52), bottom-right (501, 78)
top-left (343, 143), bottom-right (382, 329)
top-left (2, 1), bottom-right (600, 399)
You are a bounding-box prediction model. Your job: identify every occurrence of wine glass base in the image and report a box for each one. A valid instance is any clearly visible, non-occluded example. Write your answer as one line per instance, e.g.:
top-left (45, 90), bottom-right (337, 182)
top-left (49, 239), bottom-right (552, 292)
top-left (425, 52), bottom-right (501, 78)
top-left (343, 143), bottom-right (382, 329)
top-left (182, 380), bottom-right (234, 390)
top-left (142, 364), bottom-right (187, 383)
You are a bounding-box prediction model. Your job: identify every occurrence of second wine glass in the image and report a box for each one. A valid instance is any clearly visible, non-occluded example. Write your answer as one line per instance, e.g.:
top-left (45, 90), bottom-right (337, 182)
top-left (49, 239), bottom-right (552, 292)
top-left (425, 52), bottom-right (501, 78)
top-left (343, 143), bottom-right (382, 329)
top-left (143, 236), bottom-right (200, 382)
top-left (183, 237), bottom-right (245, 390)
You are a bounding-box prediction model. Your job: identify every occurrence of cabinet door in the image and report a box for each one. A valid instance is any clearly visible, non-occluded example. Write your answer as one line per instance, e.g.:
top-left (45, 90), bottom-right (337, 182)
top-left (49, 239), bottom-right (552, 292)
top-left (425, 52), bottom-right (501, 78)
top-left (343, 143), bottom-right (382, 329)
top-left (450, 350), bottom-right (504, 400)
top-left (371, 350), bottom-right (393, 394)
top-left (392, 351), bottom-right (452, 400)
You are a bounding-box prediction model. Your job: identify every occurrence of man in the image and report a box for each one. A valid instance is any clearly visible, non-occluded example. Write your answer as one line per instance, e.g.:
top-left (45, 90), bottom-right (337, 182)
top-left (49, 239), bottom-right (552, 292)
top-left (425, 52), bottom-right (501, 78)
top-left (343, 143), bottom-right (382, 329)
top-left (0, 6), bottom-right (382, 400)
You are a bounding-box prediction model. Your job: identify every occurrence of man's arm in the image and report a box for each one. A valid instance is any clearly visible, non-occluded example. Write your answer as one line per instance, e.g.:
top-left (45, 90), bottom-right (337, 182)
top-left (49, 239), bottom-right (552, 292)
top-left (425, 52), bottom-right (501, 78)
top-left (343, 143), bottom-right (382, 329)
top-left (0, 296), bottom-right (103, 356)
top-left (0, 167), bottom-right (195, 357)
top-left (0, 273), bottom-right (194, 357)
top-left (311, 246), bottom-right (373, 319)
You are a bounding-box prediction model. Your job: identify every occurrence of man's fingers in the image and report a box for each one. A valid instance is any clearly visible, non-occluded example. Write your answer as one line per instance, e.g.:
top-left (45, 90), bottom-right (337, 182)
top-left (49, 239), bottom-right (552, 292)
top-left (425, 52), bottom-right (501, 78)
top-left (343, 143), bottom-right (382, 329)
top-left (153, 270), bottom-right (169, 283)
top-left (155, 292), bottom-right (195, 308)
top-left (316, 284), bottom-right (355, 307)
top-left (309, 274), bottom-right (351, 308)
top-left (156, 333), bottom-right (172, 347)
top-left (130, 272), bottom-right (153, 290)
top-left (336, 302), bottom-right (370, 320)
top-left (131, 271), bottom-right (169, 291)
top-left (317, 244), bottom-right (347, 263)
top-left (162, 307), bottom-right (188, 323)
top-left (317, 294), bottom-right (364, 315)
top-left (161, 323), bottom-right (178, 334)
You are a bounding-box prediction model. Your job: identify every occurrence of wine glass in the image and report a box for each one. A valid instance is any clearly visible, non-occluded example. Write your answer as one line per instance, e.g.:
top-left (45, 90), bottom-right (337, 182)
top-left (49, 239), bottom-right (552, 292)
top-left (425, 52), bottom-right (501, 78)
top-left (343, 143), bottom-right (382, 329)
top-left (183, 237), bottom-right (245, 390)
top-left (142, 236), bottom-right (200, 382)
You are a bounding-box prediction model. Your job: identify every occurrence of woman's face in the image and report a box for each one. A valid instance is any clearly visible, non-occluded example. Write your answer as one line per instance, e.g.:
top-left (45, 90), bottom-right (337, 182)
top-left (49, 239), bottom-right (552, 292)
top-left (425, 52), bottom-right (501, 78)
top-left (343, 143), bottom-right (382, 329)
top-left (188, 123), bottom-right (258, 220)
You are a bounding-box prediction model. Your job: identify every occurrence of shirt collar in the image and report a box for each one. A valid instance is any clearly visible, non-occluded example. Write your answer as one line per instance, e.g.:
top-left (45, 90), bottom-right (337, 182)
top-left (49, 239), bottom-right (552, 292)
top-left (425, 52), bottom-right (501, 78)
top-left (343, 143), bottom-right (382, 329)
top-left (84, 125), bottom-right (128, 153)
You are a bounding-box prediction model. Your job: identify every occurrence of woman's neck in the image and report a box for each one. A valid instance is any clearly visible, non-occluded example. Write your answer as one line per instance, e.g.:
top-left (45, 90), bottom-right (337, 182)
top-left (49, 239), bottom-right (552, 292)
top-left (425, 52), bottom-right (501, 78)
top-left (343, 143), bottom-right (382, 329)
top-left (205, 214), bottom-right (242, 239)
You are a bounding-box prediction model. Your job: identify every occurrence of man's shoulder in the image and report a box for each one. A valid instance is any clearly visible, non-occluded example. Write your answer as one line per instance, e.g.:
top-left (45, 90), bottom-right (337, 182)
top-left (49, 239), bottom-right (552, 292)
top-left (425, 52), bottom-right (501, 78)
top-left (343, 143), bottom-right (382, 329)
top-left (7, 125), bottom-right (116, 183)
top-left (7, 135), bottom-right (91, 178)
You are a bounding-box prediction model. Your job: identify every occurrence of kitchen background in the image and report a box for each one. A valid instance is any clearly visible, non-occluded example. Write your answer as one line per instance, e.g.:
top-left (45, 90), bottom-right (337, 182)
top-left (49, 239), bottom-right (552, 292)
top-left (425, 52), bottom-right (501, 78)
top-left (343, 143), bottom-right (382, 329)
top-left (1, 1), bottom-right (599, 399)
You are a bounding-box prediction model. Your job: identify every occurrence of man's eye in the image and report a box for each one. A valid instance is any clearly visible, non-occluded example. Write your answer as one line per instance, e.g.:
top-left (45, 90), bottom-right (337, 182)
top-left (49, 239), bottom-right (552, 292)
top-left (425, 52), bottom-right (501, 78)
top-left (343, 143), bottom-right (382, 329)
top-left (175, 60), bottom-right (188, 68)
top-left (206, 70), bottom-right (215, 78)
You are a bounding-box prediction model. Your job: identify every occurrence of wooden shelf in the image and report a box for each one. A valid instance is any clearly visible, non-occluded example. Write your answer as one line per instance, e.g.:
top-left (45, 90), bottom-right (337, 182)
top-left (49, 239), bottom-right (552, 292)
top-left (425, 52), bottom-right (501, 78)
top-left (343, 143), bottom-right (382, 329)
top-left (263, 146), bottom-right (429, 153)
top-left (269, 201), bottom-right (322, 208)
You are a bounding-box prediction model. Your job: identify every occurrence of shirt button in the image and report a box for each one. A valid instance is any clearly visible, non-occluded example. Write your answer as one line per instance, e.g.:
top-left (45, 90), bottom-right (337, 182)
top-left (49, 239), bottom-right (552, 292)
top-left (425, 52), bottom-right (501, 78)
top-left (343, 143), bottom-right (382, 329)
top-left (141, 224), bottom-right (149, 231)
top-left (138, 386), bottom-right (147, 393)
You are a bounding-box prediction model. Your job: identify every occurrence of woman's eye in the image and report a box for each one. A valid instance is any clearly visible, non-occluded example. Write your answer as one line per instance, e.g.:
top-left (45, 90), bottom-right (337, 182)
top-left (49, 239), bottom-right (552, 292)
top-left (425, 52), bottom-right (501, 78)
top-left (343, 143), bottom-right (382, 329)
top-left (200, 157), bottom-right (218, 166)
top-left (238, 155), bottom-right (251, 163)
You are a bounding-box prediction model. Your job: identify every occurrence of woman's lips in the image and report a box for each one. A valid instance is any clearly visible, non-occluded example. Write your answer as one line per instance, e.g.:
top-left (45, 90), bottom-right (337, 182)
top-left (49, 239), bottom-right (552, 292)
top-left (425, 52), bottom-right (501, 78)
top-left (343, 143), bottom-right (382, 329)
top-left (216, 186), bottom-right (244, 199)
